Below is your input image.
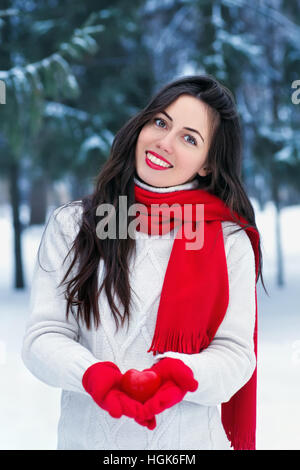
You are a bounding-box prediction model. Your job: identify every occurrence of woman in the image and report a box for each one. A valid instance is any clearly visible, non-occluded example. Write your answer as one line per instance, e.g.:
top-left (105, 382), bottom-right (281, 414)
top-left (22, 74), bottom-right (267, 451)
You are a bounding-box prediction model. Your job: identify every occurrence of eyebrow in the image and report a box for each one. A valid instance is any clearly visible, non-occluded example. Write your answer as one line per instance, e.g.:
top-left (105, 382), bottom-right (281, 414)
top-left (160, 110), bottom-right (205, 143)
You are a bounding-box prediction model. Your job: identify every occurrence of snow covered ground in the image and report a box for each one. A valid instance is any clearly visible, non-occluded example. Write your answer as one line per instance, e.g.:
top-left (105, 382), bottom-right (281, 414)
top-left (0, 199), bottom-right (299, 450)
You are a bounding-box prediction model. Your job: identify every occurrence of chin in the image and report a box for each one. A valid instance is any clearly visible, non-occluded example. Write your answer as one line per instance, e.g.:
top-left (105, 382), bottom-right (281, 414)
top-left (135, 173), bottom-right (164, 187)
top-left (137, 176), bottom-right (179, 189)
top-left (135, 166), bottom-right (194, 188)
top-left (135, 158), bottom-right (176, 187)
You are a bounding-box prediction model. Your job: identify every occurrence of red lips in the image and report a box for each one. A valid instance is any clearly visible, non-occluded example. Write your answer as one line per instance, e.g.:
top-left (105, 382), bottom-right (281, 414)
top-left (120, 369), bottom-right (161, 403)
top-left (147, 151), bottom-right (173, 167)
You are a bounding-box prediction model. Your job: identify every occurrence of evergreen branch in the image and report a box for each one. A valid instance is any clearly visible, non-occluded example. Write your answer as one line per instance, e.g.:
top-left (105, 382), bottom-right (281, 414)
top-left (0, 11), bottom-right (105, 157)
top-left (0, 12), bottom-right (105, 80)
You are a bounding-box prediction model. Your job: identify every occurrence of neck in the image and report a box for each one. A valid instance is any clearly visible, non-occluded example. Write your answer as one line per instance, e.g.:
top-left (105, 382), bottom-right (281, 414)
top-left (134, 175), bottom-right (200, 193)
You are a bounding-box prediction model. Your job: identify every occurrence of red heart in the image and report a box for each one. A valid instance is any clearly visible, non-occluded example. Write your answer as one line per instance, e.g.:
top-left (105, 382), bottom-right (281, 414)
top-left (120, 369), bottom-right (161, 403)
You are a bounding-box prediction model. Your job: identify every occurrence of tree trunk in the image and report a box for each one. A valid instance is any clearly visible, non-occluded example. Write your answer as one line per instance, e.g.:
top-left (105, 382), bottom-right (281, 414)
top-left (29, 173), bottom-right (48, 225)
top-left (8, 159), bottom-right (25, 289)
top-left (275, 202), bottom-right (284, 287)
top-left (271, 173), bottom-right (284, 287)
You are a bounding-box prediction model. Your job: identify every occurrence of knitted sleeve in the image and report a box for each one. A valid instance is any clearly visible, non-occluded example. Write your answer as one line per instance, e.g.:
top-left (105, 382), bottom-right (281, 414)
top-left (21, 204), bottom-right (99, 394)
top-left (151, 227), bottom-right (257, 406)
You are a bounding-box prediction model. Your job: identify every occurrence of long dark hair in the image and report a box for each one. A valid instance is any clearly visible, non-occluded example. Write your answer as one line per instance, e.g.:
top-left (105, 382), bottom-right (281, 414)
top-left (40, 74), bottom-right (268, 332)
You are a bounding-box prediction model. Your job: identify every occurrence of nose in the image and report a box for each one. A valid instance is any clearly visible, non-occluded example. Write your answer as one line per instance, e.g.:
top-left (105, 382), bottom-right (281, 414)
top-left (156, 131), bottom-right (175, 155)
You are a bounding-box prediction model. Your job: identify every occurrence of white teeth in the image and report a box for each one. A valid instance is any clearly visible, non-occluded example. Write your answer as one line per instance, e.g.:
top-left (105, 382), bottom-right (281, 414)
top-left (146, 152), bottom-right (172, 168)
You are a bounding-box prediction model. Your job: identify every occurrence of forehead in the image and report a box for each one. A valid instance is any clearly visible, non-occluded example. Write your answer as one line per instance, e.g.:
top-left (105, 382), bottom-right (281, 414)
top-left (163, 94), bottom-right (211, 135)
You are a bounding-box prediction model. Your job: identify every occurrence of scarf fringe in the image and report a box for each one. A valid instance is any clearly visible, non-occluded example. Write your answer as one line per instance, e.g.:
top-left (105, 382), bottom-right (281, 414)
top-left (226, 432), bottom-right (256, 451)
top-left (147, 329), bottom-right (209, 355)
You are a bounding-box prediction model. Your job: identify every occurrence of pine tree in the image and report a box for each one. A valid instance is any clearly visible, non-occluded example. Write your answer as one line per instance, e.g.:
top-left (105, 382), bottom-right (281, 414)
top-left (0, 9), bottom-right (105, 288)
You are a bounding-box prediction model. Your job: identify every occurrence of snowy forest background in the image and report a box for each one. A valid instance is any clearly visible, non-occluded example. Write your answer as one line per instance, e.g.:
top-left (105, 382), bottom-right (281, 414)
top-left (0, 0), bottom-right (300, 450)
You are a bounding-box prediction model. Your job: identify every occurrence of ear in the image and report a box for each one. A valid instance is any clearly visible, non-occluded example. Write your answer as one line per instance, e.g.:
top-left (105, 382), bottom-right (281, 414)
top-left (198, 167), bottom-right (211, 177)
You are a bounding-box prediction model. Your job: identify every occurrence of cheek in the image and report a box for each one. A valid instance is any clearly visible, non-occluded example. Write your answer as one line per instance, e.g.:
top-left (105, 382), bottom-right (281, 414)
top-left (138, 126), bottom-right (155, 145)
top-left (175, 154), bottom-right (204, 173)
top-left (136, 131), bottom-right (153, 159)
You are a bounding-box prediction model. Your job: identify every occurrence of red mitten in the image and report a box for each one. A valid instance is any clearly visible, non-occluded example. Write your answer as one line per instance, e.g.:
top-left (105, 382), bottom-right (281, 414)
top-left (82, 361), bottom-right (151, 428)
top-left (102, 388), bottom-right (156, 429)
top-left (151, 357), bottom-right (198, 392)
top-left (141, 357), bottom-right (198, 418)
top-left (82, 361), bottom-right (122, 404)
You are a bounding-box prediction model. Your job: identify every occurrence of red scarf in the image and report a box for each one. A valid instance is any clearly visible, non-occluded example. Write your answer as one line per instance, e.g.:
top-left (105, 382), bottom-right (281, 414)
top-left (134, 182), bottom-right (259, 451)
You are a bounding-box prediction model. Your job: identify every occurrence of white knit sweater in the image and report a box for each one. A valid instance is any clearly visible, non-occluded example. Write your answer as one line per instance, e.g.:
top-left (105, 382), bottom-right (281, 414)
top-left (22, 177), bottom-right (257, 450)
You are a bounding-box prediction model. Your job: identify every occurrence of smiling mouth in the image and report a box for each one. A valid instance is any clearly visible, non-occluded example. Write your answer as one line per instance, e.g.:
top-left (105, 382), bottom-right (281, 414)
top-left (145, 151), bottom-right (173, 169)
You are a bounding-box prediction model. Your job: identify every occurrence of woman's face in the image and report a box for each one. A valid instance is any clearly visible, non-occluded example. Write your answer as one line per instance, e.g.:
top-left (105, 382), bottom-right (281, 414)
top-left (135, 94), bottom-right (213, 187)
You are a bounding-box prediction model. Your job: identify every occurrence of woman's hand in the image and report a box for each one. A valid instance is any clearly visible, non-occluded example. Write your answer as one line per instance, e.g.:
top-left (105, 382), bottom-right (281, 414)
top-left (101, 388), bottom-right (157, 429)
top-left (82, 358), bottom-right (198, 430)
top-left (139, 358), bottom-right (198, 419)
top-left (82, 361), bottom-right (155, 429)
top-left (149, 357), bottom-right (199, 392)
